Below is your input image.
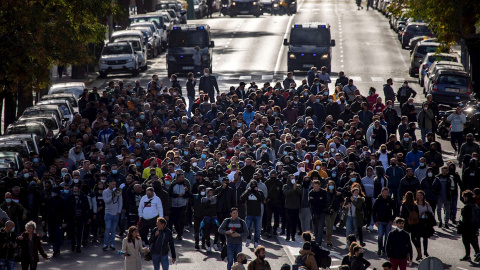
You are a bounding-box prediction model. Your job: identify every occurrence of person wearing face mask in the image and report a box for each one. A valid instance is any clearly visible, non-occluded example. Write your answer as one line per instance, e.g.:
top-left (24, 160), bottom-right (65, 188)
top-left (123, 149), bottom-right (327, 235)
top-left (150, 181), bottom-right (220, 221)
top-left (405, 142), bottom-right (423, 171)
top-left (401, 98), bottom-right (417, 123)
top-left (66, 185), bottom-right (90, 253)
top-left (240, 180), bottom-right (265, 249)
top-left (324, 180), bottom-right (341, 246)
top-left (385, 217), bottom-right (413, 269)
top-left (372, 187), bottom-right (396, 257)
top-left (350, 245), bottom-right (368, 270)
top-left (446, 162), bottom-right (461, 225)
top-left (0, 220), bottom-right (18, 267)
top-left (232, 252), bottom-right (248, 270)
top-left (396, 81), bottom-right (416, 109)
top-left (264, 171), bottom-right (284, 238)
top-left (343, 186), bottom-right (366, 248)
top-left (458, 133), bottom-right (480, 168)
top-left (199, 68), bottom-right (220, 103)
top-left (419, 168), bottom-right (441, 216)
top-left (423, 144), bottom-right (444, 176)
top-left (1, 192), bottom-right (27, 237)
top-left (308, 180), bottom-right (327, 246)
top-left (138, 187), bottom-right (163, 246)
top-left (283, 175), bottom-right (302, 242)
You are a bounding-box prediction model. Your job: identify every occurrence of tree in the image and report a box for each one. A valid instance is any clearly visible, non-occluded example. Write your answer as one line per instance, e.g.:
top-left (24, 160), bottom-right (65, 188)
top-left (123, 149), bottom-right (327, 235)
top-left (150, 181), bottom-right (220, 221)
top-left (0, 0), bottom-right (118, 131)
top-left (390, 0), bottom-right (480, 93)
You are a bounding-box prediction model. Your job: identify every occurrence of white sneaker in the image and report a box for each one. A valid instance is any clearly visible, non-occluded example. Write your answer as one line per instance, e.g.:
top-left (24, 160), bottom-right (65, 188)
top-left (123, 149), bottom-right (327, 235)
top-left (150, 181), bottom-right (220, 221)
top-left (207, 246), bottom-right (212, 252)
top-left (254, 242), bottom-right (259, 248)
top-left (213, 244), bottom-right (219, 251)
top-left (246, 239), bottom-right (251, 247)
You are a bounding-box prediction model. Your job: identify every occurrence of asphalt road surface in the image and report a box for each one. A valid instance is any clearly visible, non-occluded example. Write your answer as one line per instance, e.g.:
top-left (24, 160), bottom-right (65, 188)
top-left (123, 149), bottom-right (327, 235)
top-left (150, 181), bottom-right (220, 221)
top-left (39, 0), bottom-right (473, 269)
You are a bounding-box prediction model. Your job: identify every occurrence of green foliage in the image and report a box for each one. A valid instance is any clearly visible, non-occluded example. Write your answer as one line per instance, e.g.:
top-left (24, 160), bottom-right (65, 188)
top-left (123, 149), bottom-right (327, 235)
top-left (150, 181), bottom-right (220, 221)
top-left (0, 0), bottom-right (117, 92)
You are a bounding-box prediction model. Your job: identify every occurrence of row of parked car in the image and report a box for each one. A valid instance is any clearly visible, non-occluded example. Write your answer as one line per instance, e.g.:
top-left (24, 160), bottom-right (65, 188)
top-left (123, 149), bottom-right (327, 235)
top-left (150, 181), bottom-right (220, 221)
top-left (0, 82), bottom-right (83, 174)
top-left (374, 1), bottom-right (474, 106)
top-left (99, 1), bottom-right (189, 78)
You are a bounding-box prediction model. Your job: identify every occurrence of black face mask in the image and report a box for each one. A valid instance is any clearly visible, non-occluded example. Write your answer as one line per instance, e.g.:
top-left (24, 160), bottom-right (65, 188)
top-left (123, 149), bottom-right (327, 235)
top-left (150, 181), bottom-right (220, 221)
top-left (242, 259), bottom-right (247, 264)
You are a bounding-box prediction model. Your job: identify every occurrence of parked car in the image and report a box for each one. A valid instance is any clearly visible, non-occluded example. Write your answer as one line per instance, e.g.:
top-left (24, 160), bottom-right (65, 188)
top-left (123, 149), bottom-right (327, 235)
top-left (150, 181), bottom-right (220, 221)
top-left (156, 1), bottom-right (187, 23)
top-left (419, 52), bottom-right (460, 86)
top-left (129, 13), bottom-right (168, 49)
top-left (424, 61), bottom-right (465, 94)
top-left (409, 40), bottom-right (440, 77)
top-left (426, 69), bottom-right (472, 105)
top-left (17, 114), bottom-right (61, 137)
top-left (401, 23), bottom-right (433, 49)
top-left (0, 134), bottom-right (41, 155)
top-left (0, 152), bottom-right (24, 174)
top-left (36, 99), bottom-right (75, 124)
top-left (22, 104), bottom-right (69, 127)
top-left (408, 36), bottom-right (434, 50)
top-left (98, 41), bottom-right (139, 78)
top-left (48, 82), bottom-right (85, 98)
top-left (6, 122), bottom-right (49, 138)
top-left (128, 22), bottom-right (162, 55)
top-left (110, 30), bottom-right (146, 50)
top-left (0, 141), bottom-right (32, 157)
top-left (41, 93), bottom-right (79, 113)
top-left (113, 37), bottom-right (147, 70)
top-left (193, 0), bottom-right (207, 18)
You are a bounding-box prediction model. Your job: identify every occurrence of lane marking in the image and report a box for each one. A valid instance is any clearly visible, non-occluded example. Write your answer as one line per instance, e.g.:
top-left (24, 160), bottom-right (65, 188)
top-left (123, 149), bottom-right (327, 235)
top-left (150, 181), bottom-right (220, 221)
top-left (350, 76), bottom-right (362, 81)
top-left (273, 0), bottom-right (305, 75)
top-left (262, 75), bottom-right (274, 81)
top-left (371, 77), bottom-right (384, 82)
top-left (239, 75), bottom-right (251, 81)
top-left (394, 77), bottom-right (405, 82)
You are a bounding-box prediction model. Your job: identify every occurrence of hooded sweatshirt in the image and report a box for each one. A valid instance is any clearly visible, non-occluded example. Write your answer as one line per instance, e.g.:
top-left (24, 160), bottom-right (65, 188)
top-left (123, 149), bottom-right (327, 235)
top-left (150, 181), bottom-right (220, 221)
top-left (361, 167), bottom-right (375, 198)
top-left (201, 188), bottom-right (218, 216)
top-left (308, 160), bottom-right (328, 179)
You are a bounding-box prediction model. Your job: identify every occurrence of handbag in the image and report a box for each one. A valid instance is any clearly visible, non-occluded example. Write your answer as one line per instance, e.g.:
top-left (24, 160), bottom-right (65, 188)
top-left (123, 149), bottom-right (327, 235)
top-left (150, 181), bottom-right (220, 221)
top-left (220, 243), bottom-right (227, 261)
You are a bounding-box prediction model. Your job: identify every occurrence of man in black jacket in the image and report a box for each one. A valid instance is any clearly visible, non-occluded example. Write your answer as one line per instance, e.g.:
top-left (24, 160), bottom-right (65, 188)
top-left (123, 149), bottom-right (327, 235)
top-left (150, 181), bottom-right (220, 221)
top-left (186, 72), bottom-right (196, 117)
top-left (240, 180), bottom-right (265, 248)
top-left (372, 187), bottom-right (396, 256)
top-left (309, 180), bottom-right (327, 245)
top-left (198, 68), bottom-right (219, 103)
top-left (149, 217), bottom-right (176, 269)
top-left (0, 221), bottom-right (17, 268)
top-left (229, 172), bottom-right (248, 220)
top-left (46, 187), bottom-right (66, 257)
top-left (66, 185), bottom-right (90, 253)
top-left (386, 217), bottom-right (412, 270)
top-left (264, 171), bottom-right (284, 237)
top-left (215, 178), bottom-right (236, 245)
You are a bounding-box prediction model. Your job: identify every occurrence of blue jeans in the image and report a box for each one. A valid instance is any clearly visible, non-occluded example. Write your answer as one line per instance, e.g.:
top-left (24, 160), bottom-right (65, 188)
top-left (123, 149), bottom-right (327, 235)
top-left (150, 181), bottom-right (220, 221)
top-left (377, 221), bottom-right (392, 252)
top-left (246, 215), bottom-right (261, 243)
top-left (345, 216), bottom-right (357, 247)
top-left (152, 254), bottom-right (169, 270)
top-left (104, 213), bottom-right (119, 246)
top-left (0, 258), bottom-right (15, 270)
top-left (187, 96), bottom-right (194, 117)
top-left (227, 244), bottom-right (242, 270)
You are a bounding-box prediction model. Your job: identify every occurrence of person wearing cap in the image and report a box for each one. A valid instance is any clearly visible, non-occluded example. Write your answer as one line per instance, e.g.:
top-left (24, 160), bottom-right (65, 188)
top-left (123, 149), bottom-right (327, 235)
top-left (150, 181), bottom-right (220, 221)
top-left (396, 81), bottom-right (416, 109)
top-left (386, 217), bottom-right (413, 269)
top-left (168, 169), bottom-right (191, 241)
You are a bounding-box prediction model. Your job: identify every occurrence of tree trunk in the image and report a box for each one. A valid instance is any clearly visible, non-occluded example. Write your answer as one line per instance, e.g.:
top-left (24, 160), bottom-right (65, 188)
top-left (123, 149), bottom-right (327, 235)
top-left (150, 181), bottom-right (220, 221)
top-left (16, 84), bottom-right (33, 118)
top-left (466, 38), bottom-right (480, 95)
top-left (4, 91), bottom-right (16, 133)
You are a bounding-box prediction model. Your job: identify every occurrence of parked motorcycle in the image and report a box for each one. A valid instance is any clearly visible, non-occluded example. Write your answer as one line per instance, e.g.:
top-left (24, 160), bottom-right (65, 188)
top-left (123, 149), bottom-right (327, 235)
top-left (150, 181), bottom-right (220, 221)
top-left (437, 101), bottom-right (480, 139)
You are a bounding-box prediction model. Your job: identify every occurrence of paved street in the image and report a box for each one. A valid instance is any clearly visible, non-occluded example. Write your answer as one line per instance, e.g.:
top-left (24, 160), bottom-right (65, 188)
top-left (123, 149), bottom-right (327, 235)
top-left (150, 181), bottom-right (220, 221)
top-left (38, 0), bottom-right (473, 269)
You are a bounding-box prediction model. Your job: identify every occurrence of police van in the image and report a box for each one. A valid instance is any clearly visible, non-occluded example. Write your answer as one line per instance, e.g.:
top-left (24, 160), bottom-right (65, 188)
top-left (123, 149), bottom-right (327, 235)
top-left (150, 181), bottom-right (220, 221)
top-left (166, 24), bottom-right (215, 76)
top-left (283, 22), bottom-right (335, 72)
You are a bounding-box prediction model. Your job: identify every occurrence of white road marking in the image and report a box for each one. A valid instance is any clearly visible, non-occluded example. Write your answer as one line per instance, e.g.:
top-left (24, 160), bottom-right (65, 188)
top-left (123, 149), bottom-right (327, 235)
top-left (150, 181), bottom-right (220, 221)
top-left (350, 76), bottom-right (362, 81)
top-left (273, 0), bottom-right (305, 75)
top-left (262, 75), bottom-right (274, 81)
top-left (371, 77), bottom-right (384, 82)
top-left (394, 77), bottom-right (405, 82)
top-left (239, 75), bottom-right (251, 81)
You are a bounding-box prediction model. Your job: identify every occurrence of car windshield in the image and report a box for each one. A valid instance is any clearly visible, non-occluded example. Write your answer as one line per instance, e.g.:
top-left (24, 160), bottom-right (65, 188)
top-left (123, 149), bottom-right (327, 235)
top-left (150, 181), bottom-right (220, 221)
top-left (417, 45), bottom-right (438, 55)
top-left (103, 45), bottom-right (132, 55)
top-left (0, 145), bottom-right (26, 156)
top-left (290, 28), bottom-right (329, 46)
top-left (428, 56), bottom-right (457, 63)
top-left (169, 30), bottom-right (208, 47)
top-left (131, 17), bottom-right (164, 28)
top-left (24, 109), bottom-right (61, 119)
top-left (128, 28), bottom-right (152, 39)
top-left (438, 75), bottom-right (468, 86)
top-left (158, 4), bottom-right (178, 10)
top-left (6, 125), bottom-right (44, 136)
top-left (407, 25), bottom-right (430, 33)
top-left (132, 24), bottom-right (156, 33)
top-left (19, 119), bottom-right (58, 130)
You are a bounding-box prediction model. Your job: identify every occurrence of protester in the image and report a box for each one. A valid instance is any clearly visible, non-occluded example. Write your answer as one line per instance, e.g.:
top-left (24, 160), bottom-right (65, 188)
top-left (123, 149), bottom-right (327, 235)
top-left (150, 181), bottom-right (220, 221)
top-left (149, 217), bottom-right (176, 270)
top-left (219, 208), bottom-right (248, 270)
top-left (385, 217), bottom-right (412, 270)
top-left (17, 221), bottom-right (49, 270)
top-left (247, 245), bottom-right (271, 270)
top-left (122, 226), bottom-right (150, 270)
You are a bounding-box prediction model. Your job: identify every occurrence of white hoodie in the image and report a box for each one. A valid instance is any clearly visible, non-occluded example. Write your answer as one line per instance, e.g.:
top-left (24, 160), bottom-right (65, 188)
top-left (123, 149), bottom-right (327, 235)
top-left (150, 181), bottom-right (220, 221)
top-left (138, 194), bottom-right (163, 220)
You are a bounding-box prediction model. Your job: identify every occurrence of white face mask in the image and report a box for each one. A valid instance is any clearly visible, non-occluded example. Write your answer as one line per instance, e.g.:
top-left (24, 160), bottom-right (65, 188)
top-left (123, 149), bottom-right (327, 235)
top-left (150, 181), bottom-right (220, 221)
top-left (299, 167), bottom-right (305, 172)
top-left (192, 162), bottom-right (198, 167)
top-left (305, 160), bottom-right (309, 164)
top-left (427, 172), bottom-right (433, 177)
top-left (330, 148), bottom-right (335, 153)
top-left (200, 191), bottom-right (206, 196)
top-left (316, 166), bottom-right (321, 170)
top-left (291, 179), bottom-right (296, 184)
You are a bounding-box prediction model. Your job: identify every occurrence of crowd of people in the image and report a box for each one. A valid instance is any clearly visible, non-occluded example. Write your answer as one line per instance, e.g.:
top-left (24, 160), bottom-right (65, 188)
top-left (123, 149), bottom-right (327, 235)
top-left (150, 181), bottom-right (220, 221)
top-left (0, 65), bottom-right (479, 270)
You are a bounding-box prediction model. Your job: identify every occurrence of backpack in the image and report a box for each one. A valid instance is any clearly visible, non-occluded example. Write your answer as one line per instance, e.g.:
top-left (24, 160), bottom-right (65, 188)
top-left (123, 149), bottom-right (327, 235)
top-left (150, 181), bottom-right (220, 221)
top-left (407, 205), bottom-right (419, 225)
top-left (311, 242), bottom-right (332, 268)
top-left (292, 254), bottom-right (309, 270)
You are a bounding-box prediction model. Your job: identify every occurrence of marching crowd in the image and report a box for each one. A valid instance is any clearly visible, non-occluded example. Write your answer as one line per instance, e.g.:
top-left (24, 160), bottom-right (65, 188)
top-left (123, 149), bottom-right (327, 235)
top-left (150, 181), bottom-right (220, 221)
top-left (0, 66), bottom-right (479, 270)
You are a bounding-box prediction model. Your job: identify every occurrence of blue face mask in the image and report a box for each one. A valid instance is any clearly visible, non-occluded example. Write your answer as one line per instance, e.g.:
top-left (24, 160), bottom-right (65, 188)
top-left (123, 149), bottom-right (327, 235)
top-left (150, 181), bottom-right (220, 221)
top-left (328, 185), bottom-right (334, 190)
top-left (61, 172), bottom-right (66, 177)
top-left (136, 163), bottom-right (141, 167)
top-left (10, 227), bottom-right (14, 232)
top-left (351, 177), bottom-right (356, 182)
top-left (237, 123), bottom-right (242, 127)
top-left (316, 99), bottom-right (320, 103)
top-left (24, 173), bottom-right (30, 178)
top-left (419, 162), bottom-right (425, 167)
top-left (283, 151), bottom-right (288, 156)
top-left (184, 151), bottom-right (189, 156)
top-left (5, 198), bottom-right (11, 203)
top-left (328, 99), bottom-right (333, 102)
top-left (404, 137), bottom-right (409, 141)
top-left (164, 180), bottom-right (170, 185)
top-left (201, 154), bottom-right (207, 159)
top-left (331, 173), bottom-right (337, 177)
top-left (140, 115), bottom-right (145, 120)
top-left (262, 144), bottom-right (267, 148)
top-left (315, 83), bottom-right (320, 86)
top-left (353, 195), bottom-right (358, 199)
top-left (112, 170), bottom-right (118, 174)
top-left (33, 158), bottom-right (39, 163)
top-left (136, 139), bottom-right (141, 143)
top-left (178, 139), bottom-right (182, 144)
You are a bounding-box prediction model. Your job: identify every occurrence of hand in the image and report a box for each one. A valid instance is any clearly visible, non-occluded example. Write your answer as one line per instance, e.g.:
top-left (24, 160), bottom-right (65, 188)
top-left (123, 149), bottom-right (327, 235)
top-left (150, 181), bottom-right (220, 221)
top-left (193, 78), bottom-right (197, 82)
top-left (184, 186), bottom-right (188, 191)
top-left (44, 255), bottom-right (50, 260)
top-left (93, 214), bottom-right (97, 220)
top-left (18, 236), bottom-right (23, 241)
top-left (172, 258), bottom-right (176, 264)
top-left (409, 260), bottom-right (412, 266)
top-left (389, 221), bottom-right (393, 226)
top-left (254, 187), bottom-right (258, 191)
top-left (231, 232), bottom-right (240, 237)
top-left (309, 197), bottom-right (313, 200)
top-left (292, 183), bottom-right (297, 189)
top-left (375, 222), bottom-right (379, 228)
top-left (179, 193), bottom-right (184, 197)
top-left (62, 223), bottom-right (67, 229)
top-left (155, 230), bottom-right (160, 237)
top-left (42, 221), bottom-right (46, 227)
top-left (145, 248), bottom-right (150, 253)
top-left (411, 161), bottom-right (415, 166)
top-left (226, 230), bottom-right (232, 235)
